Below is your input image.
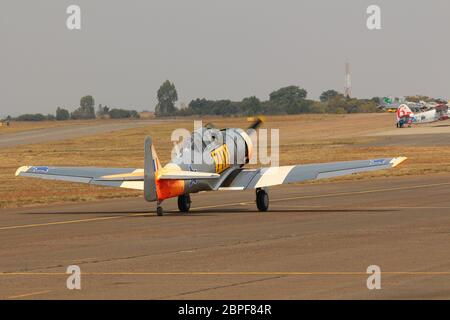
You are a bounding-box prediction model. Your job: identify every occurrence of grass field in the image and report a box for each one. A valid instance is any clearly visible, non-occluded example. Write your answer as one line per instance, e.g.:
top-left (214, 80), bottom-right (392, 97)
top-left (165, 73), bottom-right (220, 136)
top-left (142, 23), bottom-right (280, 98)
top-left (1, 114), bottom-right (449, 208)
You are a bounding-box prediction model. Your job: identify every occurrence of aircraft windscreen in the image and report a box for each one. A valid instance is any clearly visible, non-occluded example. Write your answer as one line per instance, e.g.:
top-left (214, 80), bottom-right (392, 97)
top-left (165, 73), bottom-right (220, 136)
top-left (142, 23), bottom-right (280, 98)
top-left (178, 129), bottom-right (224, 158)
top-left (180, 132), bottom-right (205, 154)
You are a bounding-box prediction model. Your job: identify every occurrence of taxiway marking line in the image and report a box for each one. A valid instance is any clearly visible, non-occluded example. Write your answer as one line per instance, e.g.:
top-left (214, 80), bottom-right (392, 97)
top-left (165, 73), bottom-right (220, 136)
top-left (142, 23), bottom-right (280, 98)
top-left (263, 181), bottom-right (450, 203)
top-left (2, 272), bottom-right (450, 276)
top-left (192, 181), bottom-right (450, 211)
top-left (1, 181), bottom-right (449, 231)
top-left (7, 290), bottom-right (51, 299)
top-left (0, 214), bottom-right (147, 231)
top-left (267, 204), bottom-right (450, 210)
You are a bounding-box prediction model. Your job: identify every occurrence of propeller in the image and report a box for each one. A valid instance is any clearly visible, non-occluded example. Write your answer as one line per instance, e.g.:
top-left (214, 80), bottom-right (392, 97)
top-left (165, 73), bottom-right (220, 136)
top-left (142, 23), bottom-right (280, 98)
top-left (203, 116), bottom-right (265, 133)
top-left (204, 122), bottom-right (217, 129)
top-left (246, 116), bottom-right (265, 132)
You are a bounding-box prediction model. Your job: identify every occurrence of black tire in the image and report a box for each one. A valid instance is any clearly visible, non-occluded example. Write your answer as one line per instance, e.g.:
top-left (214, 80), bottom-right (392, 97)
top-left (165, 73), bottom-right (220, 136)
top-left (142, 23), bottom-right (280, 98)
top-left (156, 206), bottom-right (163, 216)
top-left (256, 189), bottom-right (269, 212)
top-left (178, 194), bottom-right (191, 213)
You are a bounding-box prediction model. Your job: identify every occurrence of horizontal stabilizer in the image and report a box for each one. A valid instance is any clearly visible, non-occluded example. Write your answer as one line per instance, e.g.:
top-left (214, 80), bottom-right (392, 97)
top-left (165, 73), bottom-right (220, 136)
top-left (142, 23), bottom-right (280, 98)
top-left (159, 171), bottom-right (220, 180)
top-left (96, 170), bottom-right (144, 181)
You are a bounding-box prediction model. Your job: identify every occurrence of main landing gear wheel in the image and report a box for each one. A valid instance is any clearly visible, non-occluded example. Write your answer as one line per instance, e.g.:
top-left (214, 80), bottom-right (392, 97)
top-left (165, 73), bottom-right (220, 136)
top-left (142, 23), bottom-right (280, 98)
top-left (256, 188), bottom-right (269, 212)
top-left (178, 194), bottom-right (191, 213)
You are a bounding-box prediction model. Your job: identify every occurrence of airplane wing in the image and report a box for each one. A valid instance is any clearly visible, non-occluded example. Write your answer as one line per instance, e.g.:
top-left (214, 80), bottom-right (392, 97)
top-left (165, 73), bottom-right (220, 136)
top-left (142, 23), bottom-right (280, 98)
top-left (15, 166), bottom-right (219, 190)
top-left (15, 166), bottom-right (146, 190)
top-left (219, 157), bottom-right (407, 190)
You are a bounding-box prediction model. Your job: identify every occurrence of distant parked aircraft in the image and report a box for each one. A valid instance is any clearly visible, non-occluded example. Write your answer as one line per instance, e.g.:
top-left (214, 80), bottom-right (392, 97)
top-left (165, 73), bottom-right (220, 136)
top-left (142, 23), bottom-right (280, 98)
top-left (396, 103), bottom-right (450, 127)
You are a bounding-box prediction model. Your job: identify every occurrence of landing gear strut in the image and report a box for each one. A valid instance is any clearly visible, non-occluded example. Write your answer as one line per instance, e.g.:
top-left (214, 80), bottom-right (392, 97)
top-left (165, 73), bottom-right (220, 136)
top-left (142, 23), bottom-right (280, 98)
top-left (256, 188), bottom-right (269, 212)
top-left (178, 194), bottom-right (191, 213)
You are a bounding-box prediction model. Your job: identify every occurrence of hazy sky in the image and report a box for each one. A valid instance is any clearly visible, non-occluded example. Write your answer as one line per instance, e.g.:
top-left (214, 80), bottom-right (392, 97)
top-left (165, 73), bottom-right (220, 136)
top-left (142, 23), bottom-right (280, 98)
top-left (1, 0), bottom-right (449, 116)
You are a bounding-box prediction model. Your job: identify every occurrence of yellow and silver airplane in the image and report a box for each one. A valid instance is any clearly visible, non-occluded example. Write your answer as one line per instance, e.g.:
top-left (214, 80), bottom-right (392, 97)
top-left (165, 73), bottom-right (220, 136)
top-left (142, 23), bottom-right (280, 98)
top-left (15, 118), bottom-right (407, 215)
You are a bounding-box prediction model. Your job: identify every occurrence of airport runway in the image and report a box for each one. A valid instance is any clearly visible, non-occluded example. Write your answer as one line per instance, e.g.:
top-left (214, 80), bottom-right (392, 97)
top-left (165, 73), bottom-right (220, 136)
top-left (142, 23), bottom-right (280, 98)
top-left (0, 120), bottom-right (165, 148)
top-left (1, 174), bottom-right (450, 299)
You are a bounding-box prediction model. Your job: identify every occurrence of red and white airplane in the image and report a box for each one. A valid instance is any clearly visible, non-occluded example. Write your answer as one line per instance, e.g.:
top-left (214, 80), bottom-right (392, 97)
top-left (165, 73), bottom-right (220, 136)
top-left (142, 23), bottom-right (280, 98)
top-left (396, 103), bottom-right (450, 128)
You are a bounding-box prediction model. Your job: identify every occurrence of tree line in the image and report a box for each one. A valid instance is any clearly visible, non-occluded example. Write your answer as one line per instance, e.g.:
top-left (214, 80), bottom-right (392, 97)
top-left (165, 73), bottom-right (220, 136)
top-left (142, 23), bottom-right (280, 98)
top-left (9, 82), bottom-right (383, 122)
top-left (12, 95), bottom-right (140, 121)
top-left (155, 81), bottom-right (380, 117)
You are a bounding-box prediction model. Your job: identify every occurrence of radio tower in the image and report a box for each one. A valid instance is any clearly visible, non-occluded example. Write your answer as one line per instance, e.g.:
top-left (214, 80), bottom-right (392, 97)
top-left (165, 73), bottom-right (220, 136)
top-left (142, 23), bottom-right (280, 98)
top-left (344, 61), bottom-right (351, 98)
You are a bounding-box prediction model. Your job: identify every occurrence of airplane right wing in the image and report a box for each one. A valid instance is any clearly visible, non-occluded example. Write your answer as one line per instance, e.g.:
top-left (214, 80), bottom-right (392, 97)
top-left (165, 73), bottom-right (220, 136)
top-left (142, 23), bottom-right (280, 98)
top-left (219, 157), bottom-right (407, 190)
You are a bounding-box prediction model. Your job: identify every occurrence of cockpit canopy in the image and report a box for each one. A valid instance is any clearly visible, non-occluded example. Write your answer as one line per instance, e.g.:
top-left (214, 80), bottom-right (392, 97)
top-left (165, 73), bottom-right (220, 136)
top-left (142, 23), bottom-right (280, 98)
top-left (179, 127), bottom-right (224, 155)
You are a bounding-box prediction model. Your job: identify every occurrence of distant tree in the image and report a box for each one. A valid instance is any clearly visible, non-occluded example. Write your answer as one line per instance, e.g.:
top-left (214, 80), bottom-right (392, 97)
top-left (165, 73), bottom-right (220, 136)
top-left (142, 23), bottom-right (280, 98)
top-left (211, 100), bottom-right (235, 115)
top-left (188, 98), bottom-right (209, 115)
top-left (320, 90), bottom-right (342, 102)
top-left (186, 99), bottom-right (240, 116)
top-left (283, 99), bottom-right (314, 114)
top-left (80, 95), bottom-right (95, 110)
top-left (405, 95), bottom-right (431, 103)
top-left (130, 110), bottom-right (140, 118)
top-left (109, 108), bottom-right (140, 119)
top-left (241, 96), bottom-right (262, 115)
top-left (356, 101), bottom-right (378, 113)
top-left (325, 95), bottom-right (347, 113)
top-left (56, 107), bottom-right (70, 120)
top-left (267, 86), bottom-right (308, 114)
top-left (155, 81), bottom-right (178, 116)
top-left (71, 95), bottom-right (96, 119)
top-left (15, 114), bottom-right (47, 121)
top-left (96, 104), bottom-right (110, 118)
top-left (269, 86), bottom-right (307, 102)
top-left (370, 97), bottom-right (381, 104)
top-left (310, 101), bottom-right (327, 113)
top-left (172, 84), bottom-right (379, 117)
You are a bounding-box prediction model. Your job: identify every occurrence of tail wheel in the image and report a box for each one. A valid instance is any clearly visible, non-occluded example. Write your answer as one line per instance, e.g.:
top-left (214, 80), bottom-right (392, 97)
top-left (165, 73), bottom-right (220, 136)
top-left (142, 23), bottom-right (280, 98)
top-left (178, 194), bottom-right (191, 213)
top-left (156, 206), bottom-right (164, 216)
top-left (256, 188), bottom-right (269, 212)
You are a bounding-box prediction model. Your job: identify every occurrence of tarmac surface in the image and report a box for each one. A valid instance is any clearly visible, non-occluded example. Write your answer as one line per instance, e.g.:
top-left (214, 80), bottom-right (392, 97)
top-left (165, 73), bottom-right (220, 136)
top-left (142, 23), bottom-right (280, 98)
top-left (365, 123), bottom-right (450, 146)
top-left (365, 133), bottom-right (450, 147)
top-left (1, 174), bottom-right (450, 299)
top-left (0, 120), bottom-right (164, 148)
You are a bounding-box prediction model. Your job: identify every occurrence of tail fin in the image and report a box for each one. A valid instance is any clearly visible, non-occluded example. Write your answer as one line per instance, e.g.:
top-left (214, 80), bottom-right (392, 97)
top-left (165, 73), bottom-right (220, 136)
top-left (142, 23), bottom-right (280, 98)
top-left (144, 136), bottom-right (159, 202)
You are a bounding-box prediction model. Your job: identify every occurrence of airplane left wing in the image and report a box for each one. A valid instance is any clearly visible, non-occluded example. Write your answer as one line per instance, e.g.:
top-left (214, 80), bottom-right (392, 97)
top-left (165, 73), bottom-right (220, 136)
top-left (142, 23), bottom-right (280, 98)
top-left (219, 157), bottom-right (407, 190)
top-left (15, 166), bottom-right (145, 190)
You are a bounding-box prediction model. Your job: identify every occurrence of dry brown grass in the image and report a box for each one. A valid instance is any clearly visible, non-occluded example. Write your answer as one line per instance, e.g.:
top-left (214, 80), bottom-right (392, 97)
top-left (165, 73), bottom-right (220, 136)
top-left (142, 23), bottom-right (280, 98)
top-left (1, 114), bottom-right (449, 209)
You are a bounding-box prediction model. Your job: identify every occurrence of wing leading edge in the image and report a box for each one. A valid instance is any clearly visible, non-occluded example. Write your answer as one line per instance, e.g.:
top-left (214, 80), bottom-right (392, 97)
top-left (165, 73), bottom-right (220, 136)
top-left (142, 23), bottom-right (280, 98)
top-left (219, 157), bottom-right (407, 190)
